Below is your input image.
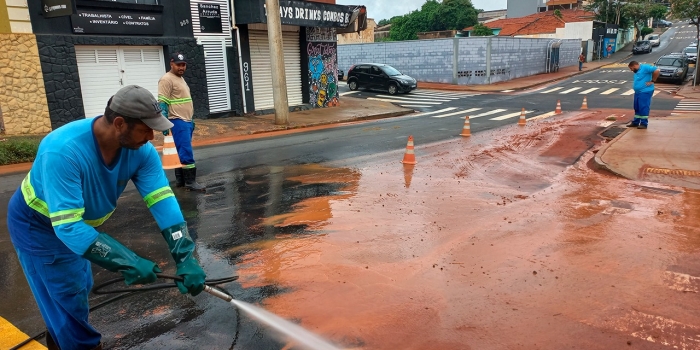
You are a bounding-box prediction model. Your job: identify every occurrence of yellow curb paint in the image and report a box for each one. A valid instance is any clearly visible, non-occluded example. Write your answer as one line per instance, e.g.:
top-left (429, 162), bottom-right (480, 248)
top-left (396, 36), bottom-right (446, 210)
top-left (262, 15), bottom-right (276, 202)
top-left (0, 316), bottom-right (46, 349)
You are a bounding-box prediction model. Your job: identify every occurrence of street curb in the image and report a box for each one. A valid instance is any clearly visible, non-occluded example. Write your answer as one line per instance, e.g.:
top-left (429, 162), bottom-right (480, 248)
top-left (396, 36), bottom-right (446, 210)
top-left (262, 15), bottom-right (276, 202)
top-left (593, 127), bottom-right (632, 178)
top-left (0, 110), bottom-right (415, 176)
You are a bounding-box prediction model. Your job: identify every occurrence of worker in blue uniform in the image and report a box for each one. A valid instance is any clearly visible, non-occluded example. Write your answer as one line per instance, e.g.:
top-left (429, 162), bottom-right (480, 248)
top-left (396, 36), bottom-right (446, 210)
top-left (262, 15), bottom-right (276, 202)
top-left (627, 61), bottom-right (660, 129)
top-left (6, 85), bottom-right (207, 350)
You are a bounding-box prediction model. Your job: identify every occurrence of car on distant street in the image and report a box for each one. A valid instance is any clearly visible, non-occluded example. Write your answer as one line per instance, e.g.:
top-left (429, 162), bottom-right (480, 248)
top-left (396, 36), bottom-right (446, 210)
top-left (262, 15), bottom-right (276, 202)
top-left (654, 53), bottom-right (689, 85)
top-left (652, 19), bottom-right (672, 28)
top-left (347, 63), bottom-right (417, 95)
top-left (338, 69), bottom-right (344, 81)
top-left (633, 40), bottom-right (653, 54)
top-left (683, 46), bottom-right (698, 63)
top-left (645, 34), bottom-right (660, 47)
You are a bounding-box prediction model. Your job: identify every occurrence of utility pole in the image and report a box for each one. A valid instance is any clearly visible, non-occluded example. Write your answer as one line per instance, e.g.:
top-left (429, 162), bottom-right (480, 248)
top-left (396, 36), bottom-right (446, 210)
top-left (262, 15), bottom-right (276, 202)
top-left (265, 0), bottom-right (289, 125)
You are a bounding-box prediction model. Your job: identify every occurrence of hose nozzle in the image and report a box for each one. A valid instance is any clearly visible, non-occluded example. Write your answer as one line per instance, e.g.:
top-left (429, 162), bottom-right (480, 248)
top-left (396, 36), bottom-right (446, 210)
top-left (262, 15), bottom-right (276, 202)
top-left (204, 285), bottom-right (233, 302)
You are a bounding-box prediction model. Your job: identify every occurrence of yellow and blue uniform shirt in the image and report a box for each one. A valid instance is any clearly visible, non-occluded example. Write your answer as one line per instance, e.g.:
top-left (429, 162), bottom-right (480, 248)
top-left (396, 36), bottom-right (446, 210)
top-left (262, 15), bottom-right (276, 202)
top-left (9, 118), bottom-right (183, 256)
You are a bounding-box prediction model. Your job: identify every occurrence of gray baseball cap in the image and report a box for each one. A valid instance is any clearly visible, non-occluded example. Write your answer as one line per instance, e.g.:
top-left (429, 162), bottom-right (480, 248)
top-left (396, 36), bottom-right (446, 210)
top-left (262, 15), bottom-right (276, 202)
top-left (109, 85), bottom-right (173, 131)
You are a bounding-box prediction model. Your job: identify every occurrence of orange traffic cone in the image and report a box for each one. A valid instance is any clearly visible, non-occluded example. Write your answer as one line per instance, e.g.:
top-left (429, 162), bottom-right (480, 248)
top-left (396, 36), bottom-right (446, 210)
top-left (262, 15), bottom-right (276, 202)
top-left (518, 108), bottom-right (527, 126)
top-left (460, 116), bottom-right (471, 137)
top-left (581, 96), bottom-right (588, 110)
top-left (555, 100), bottom-right (562, 115)
top-left (401, 136), bottom-right (417, 165)
top-left (161, 132), bottom-right (182, 170)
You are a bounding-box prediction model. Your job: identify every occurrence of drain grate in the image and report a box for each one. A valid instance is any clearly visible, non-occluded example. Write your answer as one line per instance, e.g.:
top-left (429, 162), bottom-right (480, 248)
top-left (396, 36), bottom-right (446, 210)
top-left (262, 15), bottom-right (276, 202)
top-left (600, 126), bottom-right (627, 140)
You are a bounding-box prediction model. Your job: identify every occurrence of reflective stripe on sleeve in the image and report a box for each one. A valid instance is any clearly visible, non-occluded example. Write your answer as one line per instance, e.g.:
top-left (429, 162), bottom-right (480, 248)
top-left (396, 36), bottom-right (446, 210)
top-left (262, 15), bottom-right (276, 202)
top-left (143, 186), bottom-right (175, 208)
top-left (83, 210), bottom-right (115, 227)
top-left (20, 172), bottom-right (50, 217)
top-left (50, 208), bottom-right (85, 227)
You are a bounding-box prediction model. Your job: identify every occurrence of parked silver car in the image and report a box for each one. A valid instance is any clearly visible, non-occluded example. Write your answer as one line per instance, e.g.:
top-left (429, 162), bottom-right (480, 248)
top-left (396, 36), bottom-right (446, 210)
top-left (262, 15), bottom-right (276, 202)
top-left (683, 46), bottom-right (698, 63)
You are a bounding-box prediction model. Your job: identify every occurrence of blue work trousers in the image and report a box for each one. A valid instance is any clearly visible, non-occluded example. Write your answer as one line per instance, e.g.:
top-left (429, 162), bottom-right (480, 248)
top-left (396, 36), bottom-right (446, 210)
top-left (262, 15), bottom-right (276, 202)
top-left (170, 118), bottom-right (195, 166)
top-left (633, 91), bottom-right (653, 126)
top-left (7, 190), bottom-right (101, 349)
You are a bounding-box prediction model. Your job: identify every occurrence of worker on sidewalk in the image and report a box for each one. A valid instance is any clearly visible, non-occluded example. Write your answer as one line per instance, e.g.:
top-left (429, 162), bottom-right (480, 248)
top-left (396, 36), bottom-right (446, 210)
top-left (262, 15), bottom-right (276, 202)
top-left (579, 53), bottom-right (585, 71)
top-left (159, 53), bottom-right (205, 191)
top-left (627, 61), bottom-right (660, 129)
top-left (6, 86), bottom-right (206, 350)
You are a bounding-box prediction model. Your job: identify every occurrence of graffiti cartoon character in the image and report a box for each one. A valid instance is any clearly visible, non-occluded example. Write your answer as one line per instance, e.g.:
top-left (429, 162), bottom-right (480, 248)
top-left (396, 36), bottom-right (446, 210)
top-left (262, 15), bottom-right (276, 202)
top-left (309, 55), bottom-right (324, 81)
top-left (320, 74), bottom-right (328, 86)
top-left (317, 90), bottom-right (327, 107)
top-left (327, 82), bottom-right (337, 99)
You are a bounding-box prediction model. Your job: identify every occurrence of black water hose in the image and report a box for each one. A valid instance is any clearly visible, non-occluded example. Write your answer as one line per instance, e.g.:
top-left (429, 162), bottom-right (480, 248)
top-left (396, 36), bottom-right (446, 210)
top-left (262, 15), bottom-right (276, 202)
top-left (10, 274), bottom-right (239, 350)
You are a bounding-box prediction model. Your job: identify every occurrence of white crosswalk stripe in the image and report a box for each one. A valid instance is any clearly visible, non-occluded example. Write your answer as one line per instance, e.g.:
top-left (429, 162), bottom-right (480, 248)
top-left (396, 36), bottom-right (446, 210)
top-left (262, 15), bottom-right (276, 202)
top-left (621, 89), bottom-right (635, 96)
top-left (413, 107), bottom-right (457, 117)
top-left (414, 107), bottom-right (561, 122)
top-left (559, 87), bottom-right (582, 94)
top-left (490, 110), bottom-right (534, 121)
top-left (579, 88), bottom-right (600, 95)
top-left (469, 109), bottom-right (509, 119)
top-left (432, 108), bottom-right (482, 118)
top-left (375, 94), bottom-right (453, 102)
top-left (601, 88), bottom-right (620, 95)
top-left (367, 97), bottom-right (442, 105)
top-left (540, 87), bottom-right (564, 94)
top-left (672, 99), bottom-right (700, 114)
top-left (412, 91), bottom-right (481, 98)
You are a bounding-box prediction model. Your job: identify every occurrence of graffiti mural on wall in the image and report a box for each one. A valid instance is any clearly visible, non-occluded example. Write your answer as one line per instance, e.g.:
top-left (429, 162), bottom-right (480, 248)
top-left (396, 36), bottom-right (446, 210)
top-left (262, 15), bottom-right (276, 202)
top-left (307, 27), bottom-right (338, 108)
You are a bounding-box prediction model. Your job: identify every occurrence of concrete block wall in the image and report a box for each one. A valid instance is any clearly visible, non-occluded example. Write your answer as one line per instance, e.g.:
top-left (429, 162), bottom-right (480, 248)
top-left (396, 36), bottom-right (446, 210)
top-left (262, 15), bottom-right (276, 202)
top-left (338, 38), bottom-right (454, 83)
top-left (338, 37), bottom-right (581, 85)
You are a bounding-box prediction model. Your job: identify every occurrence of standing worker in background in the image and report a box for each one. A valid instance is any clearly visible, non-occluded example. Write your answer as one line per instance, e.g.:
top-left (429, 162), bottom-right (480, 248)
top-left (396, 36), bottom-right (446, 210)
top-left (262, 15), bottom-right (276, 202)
top-left (579, 52), bottom-right (585, 71)
top-left (627, 61), bottom-right (660, 129)
top-left (6, 85), bottom-right (207, 349)
top-left (159, 52), bottom-right (206, 191)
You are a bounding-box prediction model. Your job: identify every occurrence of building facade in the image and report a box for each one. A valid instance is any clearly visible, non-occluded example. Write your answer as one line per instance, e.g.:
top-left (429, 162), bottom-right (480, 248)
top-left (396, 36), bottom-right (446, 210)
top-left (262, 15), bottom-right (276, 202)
top-left (0, 0), bottom-right (52, 135)
top-left (507, 0), bottom-right (546, 18)
top-left (234, 0), bottom-right (358, 113)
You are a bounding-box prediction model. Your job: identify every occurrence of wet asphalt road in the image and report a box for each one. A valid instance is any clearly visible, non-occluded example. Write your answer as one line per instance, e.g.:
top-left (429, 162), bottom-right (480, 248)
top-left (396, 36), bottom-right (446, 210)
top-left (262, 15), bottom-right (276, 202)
top-left (2, 26), bottom-right (700, 350)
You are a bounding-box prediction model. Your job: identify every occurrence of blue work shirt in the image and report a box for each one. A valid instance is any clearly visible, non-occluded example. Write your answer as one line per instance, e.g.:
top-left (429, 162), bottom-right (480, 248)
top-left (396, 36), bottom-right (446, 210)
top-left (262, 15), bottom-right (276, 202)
top-left (8, 118), bottom-right (184, 255)
top-left (633, 64), bottom-right (657, 93)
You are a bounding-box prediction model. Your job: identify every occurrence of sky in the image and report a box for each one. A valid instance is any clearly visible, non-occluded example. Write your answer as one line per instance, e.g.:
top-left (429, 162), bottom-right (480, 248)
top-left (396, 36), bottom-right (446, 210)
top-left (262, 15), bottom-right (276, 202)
top-left (336, 0), bottom-right (509, 22)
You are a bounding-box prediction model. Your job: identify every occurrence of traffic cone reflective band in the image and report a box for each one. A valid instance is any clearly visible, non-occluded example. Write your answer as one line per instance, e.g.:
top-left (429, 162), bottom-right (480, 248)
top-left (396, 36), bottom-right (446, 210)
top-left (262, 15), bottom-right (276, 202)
top-left (401, 135), bottom-right (417, 165)
top-left (161, 132), bottom-right (182, 170)
top-left (460, 116), bottom-right (471, 137)
top-left (581, 96), bottom-right (588, 110)
top-left (518, 108), bottom-right (527, 126)
top-left (555, 100), bottom-right (562, 114)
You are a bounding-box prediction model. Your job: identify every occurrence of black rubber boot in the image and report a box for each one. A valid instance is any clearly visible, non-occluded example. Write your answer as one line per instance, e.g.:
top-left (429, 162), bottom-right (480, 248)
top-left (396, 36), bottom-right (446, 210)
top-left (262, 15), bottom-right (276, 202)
top-left (183, 167), bottom-right (206, 192)
top-left (174, 168), bottom-right (185, 187)
top-left (626, 121), bottom-right (639, 128)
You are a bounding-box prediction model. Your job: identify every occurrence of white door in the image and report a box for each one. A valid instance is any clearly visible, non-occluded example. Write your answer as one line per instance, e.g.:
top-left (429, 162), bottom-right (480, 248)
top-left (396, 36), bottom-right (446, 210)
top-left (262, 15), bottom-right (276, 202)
top-left (75, 46), bottom-right (165, 119)
top-left (249, 29), bottom-right (303, 110)
top-left (199, 38), bottom-right (231, 113)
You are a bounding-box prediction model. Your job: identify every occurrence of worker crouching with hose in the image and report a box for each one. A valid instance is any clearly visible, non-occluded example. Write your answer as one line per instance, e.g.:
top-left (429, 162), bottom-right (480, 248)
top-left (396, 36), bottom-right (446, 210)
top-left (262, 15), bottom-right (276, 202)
top-left (6, 86), bottom-right (206, 350)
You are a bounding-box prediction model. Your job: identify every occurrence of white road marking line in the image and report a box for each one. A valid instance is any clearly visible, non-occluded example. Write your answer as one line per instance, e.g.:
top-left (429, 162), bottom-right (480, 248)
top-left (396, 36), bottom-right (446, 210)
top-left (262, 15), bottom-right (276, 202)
top-left (601, 88), bottom-right (620, 95)
top-left (528, 111), bottom-right (557, 121)
top-left (653, 90), bottom-right (660, 97)
top-left (412, 91), bottom-right (475, 98)
top-left (409, 93), bottom-right (461, 100)
top-left (400, 105), bottom-right (433, 108)
top-left (490, 110), bottom-right (533, 121)
top-left (339, 91), bottom-right (359, 96)
top-left (501, 89), bottom-right (515, 92)
top-left (432, 108), bottom-right (482, 118)
top-left (579, 88), bottom-right (599, 94)
top-left (559, 87), bottom-right (582, 94)
top-left (375, 94), bottom-right (452, 102)
top-left (621, 89), bottom-right (635, 96)
top-left (366, 98), bottom-right (442, 105)
top-left (469, 109), bottom-right (508, 119)
top-left (412, 107), bottom-right (457, 117)
top-left (540, 87), bottom-right (564, 94)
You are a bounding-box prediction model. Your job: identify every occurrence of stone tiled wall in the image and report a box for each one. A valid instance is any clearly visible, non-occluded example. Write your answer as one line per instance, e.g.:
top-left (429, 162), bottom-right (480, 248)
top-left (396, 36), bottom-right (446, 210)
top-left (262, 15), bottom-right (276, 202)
top-left (0, 33), bottom-right (52, 135)
top-left (338, 37), bottom-right (581, 85)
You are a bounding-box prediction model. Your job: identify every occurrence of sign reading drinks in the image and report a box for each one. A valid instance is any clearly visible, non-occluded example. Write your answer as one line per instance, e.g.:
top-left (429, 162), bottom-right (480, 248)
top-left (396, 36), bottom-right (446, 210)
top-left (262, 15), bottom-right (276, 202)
top-left (71, 10), bottom-right (164, 35)
top-left (234, 0), bottom-right (353, 28)
top-left (42, 0), bottom-right (73, 18)
top-left (198, 3), bottom-right (223, 33)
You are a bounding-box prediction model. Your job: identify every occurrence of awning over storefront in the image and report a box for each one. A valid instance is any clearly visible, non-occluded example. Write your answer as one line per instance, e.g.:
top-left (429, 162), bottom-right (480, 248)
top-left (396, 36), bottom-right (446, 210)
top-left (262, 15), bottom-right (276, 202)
top-left (235, 0), bottom-right (355, 28)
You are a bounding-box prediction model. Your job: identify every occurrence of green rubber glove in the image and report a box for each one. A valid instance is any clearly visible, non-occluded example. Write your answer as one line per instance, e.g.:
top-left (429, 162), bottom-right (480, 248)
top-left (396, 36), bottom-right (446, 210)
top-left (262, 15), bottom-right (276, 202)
top-left (161, 223), bottom-right (206, 296)
top-left (83, 232), bottom-right (161, 285)
top-left (162, 129), bottom-right (170, 136)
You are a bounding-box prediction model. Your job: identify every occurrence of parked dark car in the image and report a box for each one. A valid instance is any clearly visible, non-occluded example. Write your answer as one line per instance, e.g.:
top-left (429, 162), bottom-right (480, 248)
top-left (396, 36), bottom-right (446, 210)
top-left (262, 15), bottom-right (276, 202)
top-left (652, 19), bottom-right (672, 28)
top-left (338, 69), bottom-right (344, 81)
top-left (654, 53), bottom-right (689, 85)
top-left (347, 63), bottom-right (417, 95)
top-left (633, 40), bottom-right (652, 54)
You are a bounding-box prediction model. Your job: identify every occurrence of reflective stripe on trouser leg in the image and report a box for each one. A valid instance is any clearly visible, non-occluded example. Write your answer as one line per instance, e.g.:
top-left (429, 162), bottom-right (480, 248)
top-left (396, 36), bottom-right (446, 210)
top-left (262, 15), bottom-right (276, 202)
top-left (170, 118), bottom-right (195, 165)
top-left (13, 249), bottom-right (101, 349)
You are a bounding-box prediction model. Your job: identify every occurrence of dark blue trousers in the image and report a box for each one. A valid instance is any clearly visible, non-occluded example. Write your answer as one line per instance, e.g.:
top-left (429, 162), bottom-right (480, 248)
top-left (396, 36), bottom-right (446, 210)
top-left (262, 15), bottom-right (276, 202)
top-left (170, 118), bottom-right (195, 167)
top-left (633, 91), bottom-right (653, 126)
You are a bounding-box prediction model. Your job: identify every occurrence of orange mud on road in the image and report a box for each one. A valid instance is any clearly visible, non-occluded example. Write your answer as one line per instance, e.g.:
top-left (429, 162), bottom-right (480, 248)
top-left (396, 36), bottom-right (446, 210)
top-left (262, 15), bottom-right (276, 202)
top-left (234, 113), bottom-right (700, 349)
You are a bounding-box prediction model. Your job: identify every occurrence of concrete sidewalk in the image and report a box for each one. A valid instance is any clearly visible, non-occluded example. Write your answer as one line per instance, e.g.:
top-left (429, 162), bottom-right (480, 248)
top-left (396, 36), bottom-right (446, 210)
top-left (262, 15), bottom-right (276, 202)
top-left (676, 82), bottom-right (700, 99)
top-left (595, 114), bottom-right (700, 190)
top-left (419, 46), bottom-right (633, 92)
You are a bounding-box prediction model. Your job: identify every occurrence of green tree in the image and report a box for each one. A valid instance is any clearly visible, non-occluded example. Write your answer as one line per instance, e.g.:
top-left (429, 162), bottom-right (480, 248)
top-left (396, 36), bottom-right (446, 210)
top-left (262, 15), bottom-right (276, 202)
top-left (585, 0), bottom-right (630, 27)
top-left (389, 0), bottom-right (481, 41)
top-left (625, 0), bottom-right (668, 40)
top-left (470, 23), bottom-right (493, 36)
top-left (378, 19), bottom-right (390, 26)
top-left (669, 0), bottom-right (700, 42)
top-left (641, 26), bottom-right (654, 37)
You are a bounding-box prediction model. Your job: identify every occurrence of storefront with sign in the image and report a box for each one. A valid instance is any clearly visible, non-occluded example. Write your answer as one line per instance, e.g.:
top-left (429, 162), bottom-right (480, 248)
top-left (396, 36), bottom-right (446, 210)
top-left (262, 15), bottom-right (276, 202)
top-left (234, 0), bottom-right (362, 113)
top-left (26, 0), bottom-right (209, 129)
